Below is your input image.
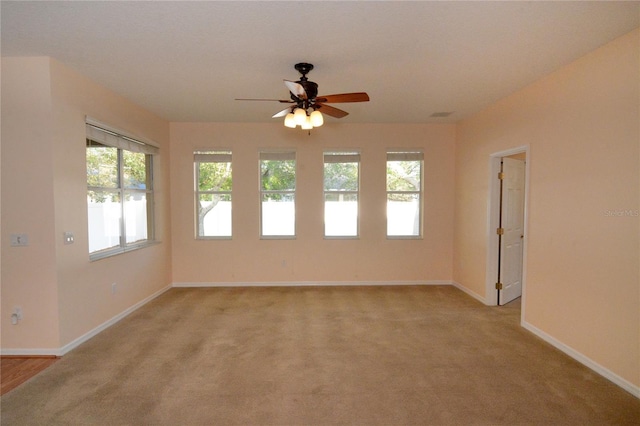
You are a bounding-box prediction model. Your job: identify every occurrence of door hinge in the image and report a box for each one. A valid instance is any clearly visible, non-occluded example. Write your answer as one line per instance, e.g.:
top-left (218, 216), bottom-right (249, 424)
top-left (496, 228), bottom-right (504, 235)
top-left (495, 282), bottom-right (503, 290)
top-left (498, 172), bottom-right (505, 180)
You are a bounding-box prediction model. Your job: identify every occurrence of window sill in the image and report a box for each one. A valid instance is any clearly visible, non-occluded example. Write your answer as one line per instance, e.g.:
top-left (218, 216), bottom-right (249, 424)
top-left (195, 236), bottom-right (232, 241)
top-left (324, 236), bottom-right (359, 240)
top-left (260, 236), bottom-right (296, 240)
top-left (89, 240), bottom-right (160, 262)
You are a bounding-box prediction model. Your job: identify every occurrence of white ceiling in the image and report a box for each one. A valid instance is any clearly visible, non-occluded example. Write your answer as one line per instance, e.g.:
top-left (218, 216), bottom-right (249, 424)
top-left (2, 1), bottom-right (638, 124)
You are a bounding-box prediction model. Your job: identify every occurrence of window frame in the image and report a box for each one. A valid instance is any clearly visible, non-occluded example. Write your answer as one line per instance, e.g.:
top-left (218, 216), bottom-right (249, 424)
top-left (259, 151), bottom-right (297, 239)
top-left (194, 150), bottom-right (233, 240)
top-left (86, 120), bottom-right (158, 260)
top-left (386, 150), bottom-right (424, 239)
top-left (323, 151), bottom-right (361, 239)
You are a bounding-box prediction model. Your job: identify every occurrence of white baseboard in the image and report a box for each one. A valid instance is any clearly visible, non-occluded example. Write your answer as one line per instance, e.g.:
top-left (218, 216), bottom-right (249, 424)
top-left (451, 281), bottom-right (487, 304)
top-left (58, 285), bottom-right (172, 355)
top-left (431, 281), bottom-right (639, 398)
top-left (0, 348), bottom-right (64, 357)
top-left (522, 320), bottom-right (640, 398)
top-left (0, 285), bottom-right (171, 357)
top-left (172, 280), bottom-right (453, 288)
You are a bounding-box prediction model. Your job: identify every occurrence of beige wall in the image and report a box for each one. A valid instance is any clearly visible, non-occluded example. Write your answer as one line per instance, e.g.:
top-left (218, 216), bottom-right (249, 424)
top-left (1, 58), bottom-right (60, 349)
top-left (1, 57), bottom-right (172, 351)
top-left (170, 123), bottom-right (455, 284)
top-left (454, 30), bottom-right (639, 387)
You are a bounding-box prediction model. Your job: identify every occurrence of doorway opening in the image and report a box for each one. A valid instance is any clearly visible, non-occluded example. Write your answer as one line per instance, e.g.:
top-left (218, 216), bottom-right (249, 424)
top-left (485, 147), bottom-right (529, 316)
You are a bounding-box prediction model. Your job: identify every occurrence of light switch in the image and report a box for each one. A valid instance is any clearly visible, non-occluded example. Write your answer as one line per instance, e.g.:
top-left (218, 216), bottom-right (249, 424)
top-left (63, 232), bottom-right (74, 245)
top-left (10, 234), bottom-right (29, 246)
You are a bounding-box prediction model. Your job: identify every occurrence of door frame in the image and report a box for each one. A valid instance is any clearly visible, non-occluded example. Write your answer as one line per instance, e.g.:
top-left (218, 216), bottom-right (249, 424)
top-left (485, 146), bottom-right (530, 314)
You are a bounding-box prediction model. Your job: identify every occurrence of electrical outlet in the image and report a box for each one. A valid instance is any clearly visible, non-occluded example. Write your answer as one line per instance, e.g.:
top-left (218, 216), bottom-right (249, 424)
top-left (111, 283), bottom-right (117, 295)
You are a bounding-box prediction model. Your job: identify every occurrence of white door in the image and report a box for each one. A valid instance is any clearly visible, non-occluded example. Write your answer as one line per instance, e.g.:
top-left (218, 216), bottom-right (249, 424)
top-left (499, 157), bottom-right (525, 305)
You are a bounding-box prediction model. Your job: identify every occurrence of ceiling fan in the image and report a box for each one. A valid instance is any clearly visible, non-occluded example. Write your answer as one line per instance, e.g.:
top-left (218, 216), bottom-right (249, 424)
top-left (236, 63), bottom-right (369, 129)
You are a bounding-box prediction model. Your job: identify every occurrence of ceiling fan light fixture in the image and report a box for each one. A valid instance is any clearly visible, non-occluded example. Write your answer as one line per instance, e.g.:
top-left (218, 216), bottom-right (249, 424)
top-left (293, 107), bottom-right (307, 125)
top-left (284, 112), bottom-right (296, 128)
top-left (238, 63), bottom-right (369, 131)
top-left (310, 110), bottom-right (323, 127)
top-left (301, 115), bottom-right (313, 130)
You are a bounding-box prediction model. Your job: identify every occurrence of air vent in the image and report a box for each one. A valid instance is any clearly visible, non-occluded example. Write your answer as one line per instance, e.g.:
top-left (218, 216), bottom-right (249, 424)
top-left (430, 112), bottom-right (454, 118)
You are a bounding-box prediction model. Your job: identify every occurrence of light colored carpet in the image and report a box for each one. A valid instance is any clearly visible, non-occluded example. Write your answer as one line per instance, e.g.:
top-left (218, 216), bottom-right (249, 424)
top-left (1, 286), bottom-right (638, 425)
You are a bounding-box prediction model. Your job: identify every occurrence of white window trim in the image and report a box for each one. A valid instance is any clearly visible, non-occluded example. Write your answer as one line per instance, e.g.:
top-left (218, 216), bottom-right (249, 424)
top-left (259, 151), bottom-right (297, 239)
top-left (86, 119), bottom-right (158, 261)
top-left (194, 150), bottom-right (233, 240)
top-left (386, 150), bottom-right (424, 239)
top-left (323, 151), bottom-right (361, 239)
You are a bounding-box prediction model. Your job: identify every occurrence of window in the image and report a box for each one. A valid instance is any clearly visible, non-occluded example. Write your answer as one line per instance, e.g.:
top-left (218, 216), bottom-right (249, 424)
top-left (324, 151), bottom-right (360, 237)
top-left (86, 121), bottom-right (158, 259)
top-left (386, 151), bottom-right (423, 238)
top-left (194, 151), bottom-right (232, 238)
top-left (260, 151), bottom-right (296, 238)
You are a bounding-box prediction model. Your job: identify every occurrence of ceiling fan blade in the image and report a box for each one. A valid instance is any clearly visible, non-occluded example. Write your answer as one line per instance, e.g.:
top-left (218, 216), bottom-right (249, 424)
top-left (272, 107), bottom-right (293, 118)
top-left (315, 103), bottom-right (349, 119)
top-left (315, 92), bottom-right (369, 103)
top-left (235, 98), bottom-right (293, 103)
top-left (284, 80), bottom-right (307, 100)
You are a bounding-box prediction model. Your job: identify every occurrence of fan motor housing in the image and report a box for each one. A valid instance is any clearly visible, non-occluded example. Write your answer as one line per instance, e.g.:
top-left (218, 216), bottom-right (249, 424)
top-left (299, 81), bottom-right (318, 100)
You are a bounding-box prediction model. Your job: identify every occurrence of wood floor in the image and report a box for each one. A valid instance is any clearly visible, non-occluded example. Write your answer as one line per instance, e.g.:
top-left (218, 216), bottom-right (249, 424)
top-left (1, 356), bottom-right (58, 396)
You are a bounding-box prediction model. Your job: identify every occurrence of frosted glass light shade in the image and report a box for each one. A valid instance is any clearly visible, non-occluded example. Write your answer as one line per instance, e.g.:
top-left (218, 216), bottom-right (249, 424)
top-left (294, 108), bottom-right (307, 125)
top-left (301, 116), bottom-right (313, 130)
top-left (310, 110), bottom-right (323, 127)
top-left (284, 113), bottom-right (296, 128)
